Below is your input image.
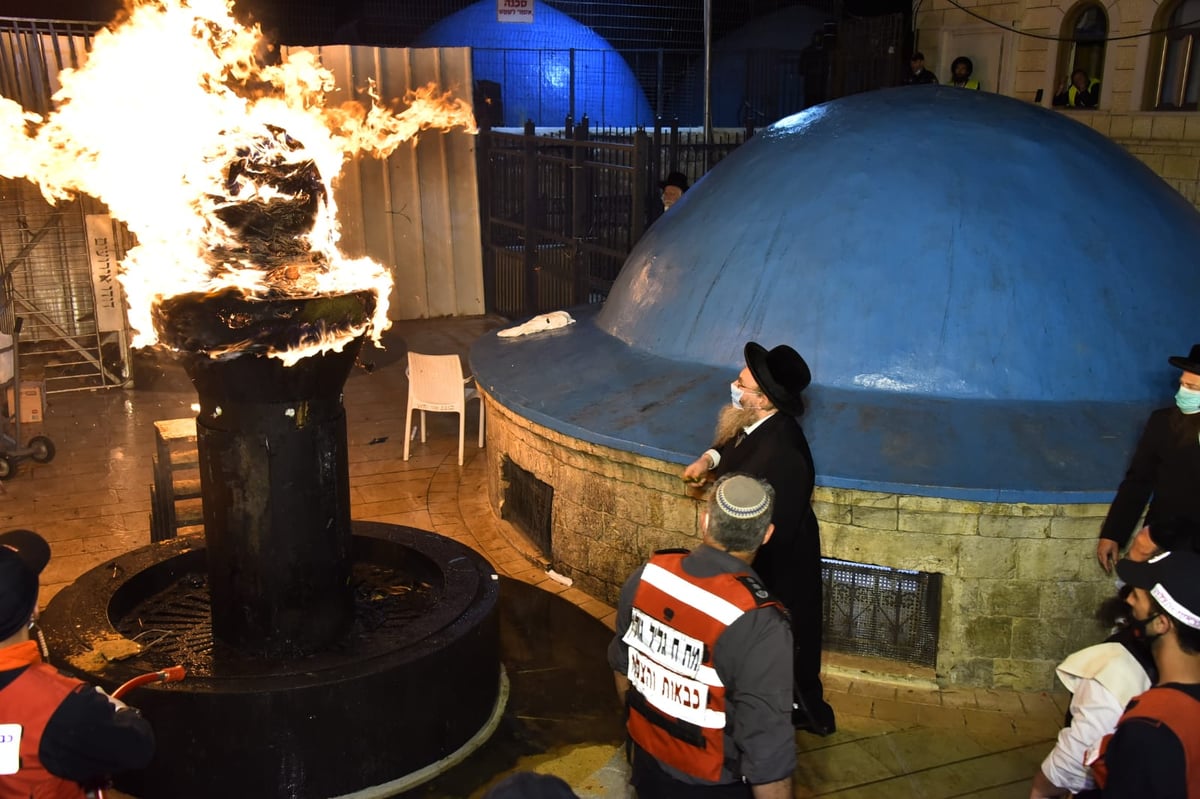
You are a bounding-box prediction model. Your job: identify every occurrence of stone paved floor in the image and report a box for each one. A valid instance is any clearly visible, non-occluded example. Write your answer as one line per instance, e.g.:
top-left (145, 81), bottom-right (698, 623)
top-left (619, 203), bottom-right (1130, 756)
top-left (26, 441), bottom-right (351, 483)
top-left (3, 316), bottom-right (1069, 798)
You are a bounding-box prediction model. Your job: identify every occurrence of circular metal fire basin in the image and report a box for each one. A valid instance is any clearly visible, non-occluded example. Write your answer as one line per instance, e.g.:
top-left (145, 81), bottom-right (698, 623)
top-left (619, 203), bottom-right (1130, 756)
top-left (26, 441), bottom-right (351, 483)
top-left (39, 522), bottom-right (502, 799)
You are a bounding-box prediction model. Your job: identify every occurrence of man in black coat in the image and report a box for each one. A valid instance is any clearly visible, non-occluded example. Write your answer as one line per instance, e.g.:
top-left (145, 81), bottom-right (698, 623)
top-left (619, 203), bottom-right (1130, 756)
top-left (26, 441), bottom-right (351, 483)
top-left (682, 341), bottom-right (835, 735)
top-left (1096, 344), bottom-right (1200, 573)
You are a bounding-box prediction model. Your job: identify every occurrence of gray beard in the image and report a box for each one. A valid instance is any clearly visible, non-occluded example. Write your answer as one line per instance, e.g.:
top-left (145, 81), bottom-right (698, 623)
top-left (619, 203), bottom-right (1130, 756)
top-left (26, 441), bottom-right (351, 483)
top-left (713, 404), bottom-right (761, 448)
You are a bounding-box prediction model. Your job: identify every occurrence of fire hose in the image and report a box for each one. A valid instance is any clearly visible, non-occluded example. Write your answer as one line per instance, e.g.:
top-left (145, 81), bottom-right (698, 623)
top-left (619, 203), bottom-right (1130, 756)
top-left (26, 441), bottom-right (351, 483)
top-left (89, 666), bottom-right (186, 799)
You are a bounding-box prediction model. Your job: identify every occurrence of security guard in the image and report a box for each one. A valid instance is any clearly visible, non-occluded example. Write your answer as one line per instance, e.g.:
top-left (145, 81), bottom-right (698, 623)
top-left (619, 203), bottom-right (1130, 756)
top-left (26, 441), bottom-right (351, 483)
top-left (609, 475), bottom-right (795, 799)
top-left (0, 529), bottom-right (154, 798)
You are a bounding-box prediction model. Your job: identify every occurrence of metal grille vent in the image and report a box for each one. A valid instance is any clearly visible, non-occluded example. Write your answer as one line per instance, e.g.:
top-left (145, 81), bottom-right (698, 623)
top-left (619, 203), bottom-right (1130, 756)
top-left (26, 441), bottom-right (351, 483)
top-left (501, 456), bottom-right (553, 558)
top-left (821, 558), bottom-right (941, 668)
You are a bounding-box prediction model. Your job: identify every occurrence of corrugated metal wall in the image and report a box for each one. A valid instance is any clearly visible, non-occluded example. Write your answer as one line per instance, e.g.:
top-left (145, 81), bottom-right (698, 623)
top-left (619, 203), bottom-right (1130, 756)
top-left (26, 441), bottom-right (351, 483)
top-left (286, 45), bottom-right (484, 319)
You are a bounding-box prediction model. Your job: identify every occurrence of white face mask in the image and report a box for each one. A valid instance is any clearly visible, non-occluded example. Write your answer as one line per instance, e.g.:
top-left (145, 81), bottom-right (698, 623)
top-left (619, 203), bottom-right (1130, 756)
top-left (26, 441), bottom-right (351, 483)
top-left (730, 382), bottom-right (745, 409)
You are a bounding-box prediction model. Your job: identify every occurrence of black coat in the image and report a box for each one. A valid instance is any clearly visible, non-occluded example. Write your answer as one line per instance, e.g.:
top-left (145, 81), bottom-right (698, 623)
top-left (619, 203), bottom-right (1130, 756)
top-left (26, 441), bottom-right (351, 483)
top-left (713, 412), bottom-right (824, 689)
top-left (1100, 407), bottom-right (1200, 547)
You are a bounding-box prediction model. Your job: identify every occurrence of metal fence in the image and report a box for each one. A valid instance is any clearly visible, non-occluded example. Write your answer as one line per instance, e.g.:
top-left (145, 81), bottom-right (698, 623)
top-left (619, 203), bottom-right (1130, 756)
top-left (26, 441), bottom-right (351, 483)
top-left (0, 18), bottom-right (131, 394)
top-left (478, 117), bottom-right (750, 317)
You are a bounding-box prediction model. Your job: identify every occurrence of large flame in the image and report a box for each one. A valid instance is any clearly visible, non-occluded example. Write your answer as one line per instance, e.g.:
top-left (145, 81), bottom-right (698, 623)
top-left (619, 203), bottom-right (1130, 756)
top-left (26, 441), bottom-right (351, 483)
top-left (0, 0), bottom-right (476, 360)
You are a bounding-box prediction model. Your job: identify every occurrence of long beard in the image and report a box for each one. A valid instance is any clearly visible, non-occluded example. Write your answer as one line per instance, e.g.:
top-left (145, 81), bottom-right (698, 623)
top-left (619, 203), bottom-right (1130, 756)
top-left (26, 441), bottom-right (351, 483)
top-left (713, 404), bottom-right (761, 448)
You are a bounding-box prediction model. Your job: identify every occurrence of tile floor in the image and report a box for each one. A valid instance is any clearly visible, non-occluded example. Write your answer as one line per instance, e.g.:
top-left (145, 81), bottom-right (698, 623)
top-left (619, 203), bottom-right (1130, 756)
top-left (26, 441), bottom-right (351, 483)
top-left (2, 316), bottom-right (1069, 798)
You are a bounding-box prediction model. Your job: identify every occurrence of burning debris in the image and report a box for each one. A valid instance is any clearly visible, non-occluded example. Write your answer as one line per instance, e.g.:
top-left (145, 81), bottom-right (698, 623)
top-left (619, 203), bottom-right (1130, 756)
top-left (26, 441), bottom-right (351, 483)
top-left (0, 0), bottom-right (476, 363)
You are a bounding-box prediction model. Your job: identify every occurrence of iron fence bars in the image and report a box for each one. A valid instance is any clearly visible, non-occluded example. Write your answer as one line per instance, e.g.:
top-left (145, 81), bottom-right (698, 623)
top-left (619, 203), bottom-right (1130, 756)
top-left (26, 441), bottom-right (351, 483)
top-left (479, 122), bottom-right (649, 317)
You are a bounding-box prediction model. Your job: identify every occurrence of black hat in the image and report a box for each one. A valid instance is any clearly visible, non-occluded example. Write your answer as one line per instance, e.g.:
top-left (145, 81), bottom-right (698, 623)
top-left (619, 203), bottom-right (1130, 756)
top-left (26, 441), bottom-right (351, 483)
top-left (483, 772), bottom-right (579, 799)
top-left (0, 529), bottom-right (49, 640)
top-left (1117, 549), bottom-right (1200, 630)
top-left (659, 171), bottom-right (689, 191)
top-left (745, 342), bottom-right (811, 416)
top-left (1168, 344), bottom-right (1200, 374)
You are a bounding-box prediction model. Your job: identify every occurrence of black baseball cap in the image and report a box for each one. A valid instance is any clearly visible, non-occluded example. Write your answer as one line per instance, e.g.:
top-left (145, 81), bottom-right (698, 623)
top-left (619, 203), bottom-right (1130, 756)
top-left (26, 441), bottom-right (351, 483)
top-left (0, 529), bottom-right (49, 639)
top-left (1118, 549), bottom-right (1200, 630)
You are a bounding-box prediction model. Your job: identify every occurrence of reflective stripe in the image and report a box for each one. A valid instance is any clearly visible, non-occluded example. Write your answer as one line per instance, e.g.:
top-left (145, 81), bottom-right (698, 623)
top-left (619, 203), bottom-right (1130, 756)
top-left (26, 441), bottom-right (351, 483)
top-left (640, 563), bottom-right (746, 626)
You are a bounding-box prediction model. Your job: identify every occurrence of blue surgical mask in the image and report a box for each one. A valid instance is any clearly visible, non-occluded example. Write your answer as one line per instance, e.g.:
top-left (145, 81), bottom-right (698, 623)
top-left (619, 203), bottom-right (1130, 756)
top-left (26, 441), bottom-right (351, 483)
top-left (730, 382), bottom-right (744, 409)
top-left (1176, 386), bottom-right (1200, 414)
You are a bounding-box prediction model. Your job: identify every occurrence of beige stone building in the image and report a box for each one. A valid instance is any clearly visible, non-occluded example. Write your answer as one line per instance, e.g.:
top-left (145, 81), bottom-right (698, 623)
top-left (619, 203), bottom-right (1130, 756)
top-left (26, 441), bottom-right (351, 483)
top-left (914, 0), bottom-right (1200, 206)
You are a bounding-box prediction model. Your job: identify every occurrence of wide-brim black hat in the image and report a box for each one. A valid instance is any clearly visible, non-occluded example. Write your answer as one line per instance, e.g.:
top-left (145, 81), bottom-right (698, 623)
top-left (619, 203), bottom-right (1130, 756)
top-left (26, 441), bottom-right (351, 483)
top-left (659, 171), bottom-right (689, 191)
top-left (0, 529), bottom-right (49, 640)
top-left (1168, 344), bottom-right (1200, 374)
top-left (745, 342), bottom-right (811, 416)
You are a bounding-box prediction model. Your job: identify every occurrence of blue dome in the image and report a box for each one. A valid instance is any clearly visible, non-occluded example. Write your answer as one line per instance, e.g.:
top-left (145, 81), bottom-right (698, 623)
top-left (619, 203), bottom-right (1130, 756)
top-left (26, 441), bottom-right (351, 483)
top-left (598, 87), bottom-right (1200, 405)
top-left (414, 0), bottom-right (653, 127)
top-left (472, 87), bottom-right (1200, 501)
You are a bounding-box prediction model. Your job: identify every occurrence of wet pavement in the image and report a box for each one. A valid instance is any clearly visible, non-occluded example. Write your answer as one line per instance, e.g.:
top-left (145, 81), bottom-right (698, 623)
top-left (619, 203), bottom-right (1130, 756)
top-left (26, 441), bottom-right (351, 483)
top-left (4, 316), bottom-right (1069, 798)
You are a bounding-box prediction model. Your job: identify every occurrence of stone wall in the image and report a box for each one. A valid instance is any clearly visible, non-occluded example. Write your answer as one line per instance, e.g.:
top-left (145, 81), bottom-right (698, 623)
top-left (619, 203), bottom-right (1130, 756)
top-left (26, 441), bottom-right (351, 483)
top-left (484, 392), bottom-right (1116, 691)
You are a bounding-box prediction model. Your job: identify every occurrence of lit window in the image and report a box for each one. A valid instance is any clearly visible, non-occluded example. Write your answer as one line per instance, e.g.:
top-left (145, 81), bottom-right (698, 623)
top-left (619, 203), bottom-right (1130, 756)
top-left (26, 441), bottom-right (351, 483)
top-left (1153, 0), bottom-right (1200, 110)
top-left (1054, 3), bottom-right (1106, 108)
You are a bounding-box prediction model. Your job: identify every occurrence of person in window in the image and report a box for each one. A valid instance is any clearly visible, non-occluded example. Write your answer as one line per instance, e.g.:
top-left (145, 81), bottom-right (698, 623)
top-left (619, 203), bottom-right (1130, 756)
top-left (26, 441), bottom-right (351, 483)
top-left (949, 56), bottom-right (980, 89)
top-left (1054, 69), bottom-right (1100, 108)
top-left (904, 52), bottom-right (938, 85)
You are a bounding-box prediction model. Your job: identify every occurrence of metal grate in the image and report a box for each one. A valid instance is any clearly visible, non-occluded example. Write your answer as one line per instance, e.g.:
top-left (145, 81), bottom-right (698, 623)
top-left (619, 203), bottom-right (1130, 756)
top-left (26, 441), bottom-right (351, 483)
top-left (112, 562), bottom-right (437, 676)
top-left (501, 456), bottom-right (553, 558)
top-left (821, 558), bottom-right (941, 667)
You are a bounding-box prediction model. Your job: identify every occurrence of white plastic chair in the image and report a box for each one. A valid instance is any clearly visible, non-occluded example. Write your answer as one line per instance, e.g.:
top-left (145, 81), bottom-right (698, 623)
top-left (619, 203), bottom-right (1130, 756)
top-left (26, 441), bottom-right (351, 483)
top-left (403, 352), bottom-right (484, 466)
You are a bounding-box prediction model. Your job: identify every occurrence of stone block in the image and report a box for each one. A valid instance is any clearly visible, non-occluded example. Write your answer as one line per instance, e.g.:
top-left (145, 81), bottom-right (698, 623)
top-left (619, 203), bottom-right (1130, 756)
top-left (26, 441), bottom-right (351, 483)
top-left (852, 506), bottom-right (898, 530)
top-left (1131, 115), bottom-right (1153, 138)
top-left (943, 657), bottom-right (995, 687)
top-left (1184, 116), bottom-right (1200, 141)
top-left (1089, 113), bottom-right (1112, 135)
top-left (1108, 114), bottom-right (1134, 139)
top-left (552, 530), bottom-right (591, 574)
top-left (957, 538), bottom-right (1018, 579)
top-left (817, 487), bottom-right (896, 508)
top-left (977, 514), bottom-right (1049, 538)
top-left (1153, 114), bottom-right (1187, 140)
top-left (1010, 617), bottom-right (1069, 660)
top-left (1048, 515), bottom-right (1104, 539)
top-left (1038, 579), bottom-right (1114, 619)
top-left (1114, 44), bottom-right (1139, 70)
top-left (1162, 154), bottom-right (1200, 180)
top-left (1022, 6), bottom-right (1064, 29)
top-left (899, 509), bottom-right (978, 536)
top-left (982, 580), bottom-right (1042, 617)
top-left (898, 495), bottom-right (980, 514)
top-left (825, 527), bottom-right (961, 574)
top-left (1056, 502), bottom-right (1111, 518)
top-left (813, 500), bottom-right (852, 525)
top-left (992, 658), bottom-right (1058, 691)
top-left (963, 616), bottom-right (1013, 658)
top-left (1015, 48), bottom-right (1049, 72)
top-left (1015, 539), bottom-right (1093, 581)
top-left (1136, 151), bottom-right (1164, 172)
top-left (636, 524), bottom-right (693, 557)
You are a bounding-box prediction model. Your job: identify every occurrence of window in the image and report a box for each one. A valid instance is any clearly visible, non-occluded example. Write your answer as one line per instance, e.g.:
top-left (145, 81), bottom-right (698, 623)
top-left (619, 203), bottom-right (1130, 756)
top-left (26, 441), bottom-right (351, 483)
top-left (1152, 0), bottom-right (1200, 110)
top-left (1057, 4), bottom-right (1108, 107)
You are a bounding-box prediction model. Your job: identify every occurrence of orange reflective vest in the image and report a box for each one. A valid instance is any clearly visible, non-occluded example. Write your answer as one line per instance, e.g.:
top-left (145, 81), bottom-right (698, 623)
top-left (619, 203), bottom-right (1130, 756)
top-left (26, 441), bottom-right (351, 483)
top-left (623, 552), bottom-right (784, 783)
top-left (0, 641), bottom-right (86, 799)
top-left (1092, 685), bottom-right (1200, 794)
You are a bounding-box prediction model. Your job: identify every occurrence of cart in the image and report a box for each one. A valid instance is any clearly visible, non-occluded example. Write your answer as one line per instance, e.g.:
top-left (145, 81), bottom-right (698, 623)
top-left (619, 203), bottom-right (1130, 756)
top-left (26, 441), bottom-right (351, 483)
top-left (0, 269), bottom-right (55, 479)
